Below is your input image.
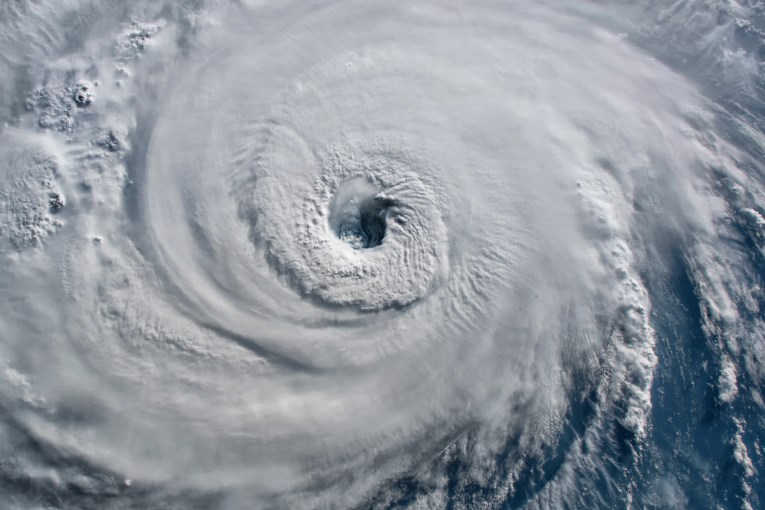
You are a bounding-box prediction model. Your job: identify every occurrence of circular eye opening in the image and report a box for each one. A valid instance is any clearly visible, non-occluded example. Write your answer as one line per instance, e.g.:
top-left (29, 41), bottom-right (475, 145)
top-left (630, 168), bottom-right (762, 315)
top-left (329, 180), bottom-right (395, 250)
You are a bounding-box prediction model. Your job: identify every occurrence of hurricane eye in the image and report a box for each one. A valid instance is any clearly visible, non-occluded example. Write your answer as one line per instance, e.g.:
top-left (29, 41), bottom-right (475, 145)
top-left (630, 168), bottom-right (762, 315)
top-left (329, 180), bottom-right (394, 250)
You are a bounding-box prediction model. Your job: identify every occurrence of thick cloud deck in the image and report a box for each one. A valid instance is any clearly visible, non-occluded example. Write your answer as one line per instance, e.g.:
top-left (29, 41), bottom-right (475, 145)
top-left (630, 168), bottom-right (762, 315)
top-left (1, 1), bottom-right (764, 509)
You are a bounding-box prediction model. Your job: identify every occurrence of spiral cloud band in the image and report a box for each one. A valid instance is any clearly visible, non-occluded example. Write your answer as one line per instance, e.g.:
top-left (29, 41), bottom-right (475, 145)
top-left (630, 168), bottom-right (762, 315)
top-left (1, 0), bottom-right (764, 509)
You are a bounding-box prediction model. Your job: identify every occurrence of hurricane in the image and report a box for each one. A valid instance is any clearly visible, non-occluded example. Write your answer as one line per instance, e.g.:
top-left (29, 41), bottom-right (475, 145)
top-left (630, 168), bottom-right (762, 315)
top-left (1, 1), bottom-right (764, 509)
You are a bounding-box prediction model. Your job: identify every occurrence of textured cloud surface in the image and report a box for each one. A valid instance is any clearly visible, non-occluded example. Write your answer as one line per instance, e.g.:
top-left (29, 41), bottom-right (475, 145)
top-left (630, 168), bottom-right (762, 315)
top-left (1, 1), bottom-right (764, 509)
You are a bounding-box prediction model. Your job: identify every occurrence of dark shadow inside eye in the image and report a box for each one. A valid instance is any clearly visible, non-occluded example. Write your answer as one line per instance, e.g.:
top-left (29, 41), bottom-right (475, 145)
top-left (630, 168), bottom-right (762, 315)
top-left (334, 194), bottom-right (395, 250)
